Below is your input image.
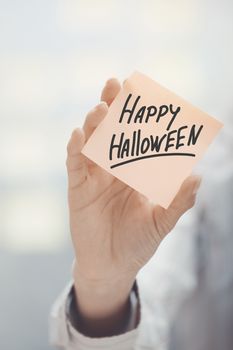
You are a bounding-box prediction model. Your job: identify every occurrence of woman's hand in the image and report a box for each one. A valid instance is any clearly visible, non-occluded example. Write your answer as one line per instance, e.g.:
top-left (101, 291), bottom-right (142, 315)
top-left (66, 78), bottom-right (201, 336)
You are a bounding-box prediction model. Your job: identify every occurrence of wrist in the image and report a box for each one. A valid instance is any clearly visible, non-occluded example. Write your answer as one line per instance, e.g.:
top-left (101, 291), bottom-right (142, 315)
top-left (71, 261), bottom-right (137, 337)
top-left (72, 261), bottom-right (136, 318)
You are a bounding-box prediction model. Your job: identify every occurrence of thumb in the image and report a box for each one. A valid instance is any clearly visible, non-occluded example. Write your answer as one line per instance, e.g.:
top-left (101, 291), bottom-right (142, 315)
top-left (155, 175), bottom-right (202, 234)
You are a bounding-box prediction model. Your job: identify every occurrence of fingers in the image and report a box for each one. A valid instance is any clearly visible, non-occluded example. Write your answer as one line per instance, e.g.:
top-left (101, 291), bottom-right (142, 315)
top-left (66, 78), bottom-right (121, 188)
top-left (66, 128), bottom-right (87, 188)
top-left (164, 175), bottom-right (202, 229)
top-left (82, 78), bottom-right (121, 142)
top-left (83, 102), bottom-right (108, 141)
top-left (101, 78), bottom-right (121, 106)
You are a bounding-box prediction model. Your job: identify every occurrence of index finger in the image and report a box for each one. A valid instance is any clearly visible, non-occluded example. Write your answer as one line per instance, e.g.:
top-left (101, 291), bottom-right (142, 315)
top-left (83, 78), bottom-right (121, 141)
top-left (101, 78), bottom-right (121, 106)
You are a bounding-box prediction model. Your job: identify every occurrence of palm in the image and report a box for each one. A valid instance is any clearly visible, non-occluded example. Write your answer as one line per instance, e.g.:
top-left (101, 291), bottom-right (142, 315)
top-left (69, 163), bottom-right (164, 280)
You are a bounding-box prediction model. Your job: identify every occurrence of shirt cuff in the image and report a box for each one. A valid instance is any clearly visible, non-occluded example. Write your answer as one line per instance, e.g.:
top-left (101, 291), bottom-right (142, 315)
top-left (50, 281), bottom-right (141, 350)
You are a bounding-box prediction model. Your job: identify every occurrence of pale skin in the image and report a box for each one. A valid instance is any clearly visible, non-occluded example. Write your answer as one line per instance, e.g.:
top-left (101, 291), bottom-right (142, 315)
top-left (66, 78), bottom-right (201, 337)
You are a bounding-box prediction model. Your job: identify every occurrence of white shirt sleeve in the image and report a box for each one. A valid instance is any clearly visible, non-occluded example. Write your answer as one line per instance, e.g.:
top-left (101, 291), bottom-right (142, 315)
top-left (49, 281), bottom-right (141, 350)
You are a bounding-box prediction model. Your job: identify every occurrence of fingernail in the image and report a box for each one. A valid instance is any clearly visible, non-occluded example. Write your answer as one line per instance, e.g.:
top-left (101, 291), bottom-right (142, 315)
top-left (99, 101), bottom-right (108, 107)
top-left (193, 176), bottom-right (202, 195)
top-left (98, 101), bottom-right (108, 110)
top-left (105, 78), bottom-right (117, 86)
top-left (94, 101), bottom-right (108, 111)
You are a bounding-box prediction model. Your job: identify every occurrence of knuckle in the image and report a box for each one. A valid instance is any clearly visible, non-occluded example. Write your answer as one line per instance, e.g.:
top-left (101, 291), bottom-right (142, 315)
top-left (185, 195), bottom-right (196, 211)
top-left (190, 195), bottom-right (196, 208)
top-left (66, 142), bottom-right (71, 154)
top-left (66, 134), bottom-right (74, 154)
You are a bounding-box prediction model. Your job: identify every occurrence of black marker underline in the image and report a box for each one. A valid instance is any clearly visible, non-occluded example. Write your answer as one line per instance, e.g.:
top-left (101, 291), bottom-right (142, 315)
top-left (110, 152), bottom-right (196, 169)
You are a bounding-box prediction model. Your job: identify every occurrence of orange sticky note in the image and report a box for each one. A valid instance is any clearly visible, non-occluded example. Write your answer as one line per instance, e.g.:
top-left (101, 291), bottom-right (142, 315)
top-left (82, 71), bottom-right (223, 208)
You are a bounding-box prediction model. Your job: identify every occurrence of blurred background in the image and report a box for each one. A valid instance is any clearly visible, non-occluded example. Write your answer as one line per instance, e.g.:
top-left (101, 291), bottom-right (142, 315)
top-left (0, 0), bottom-right (232, 349)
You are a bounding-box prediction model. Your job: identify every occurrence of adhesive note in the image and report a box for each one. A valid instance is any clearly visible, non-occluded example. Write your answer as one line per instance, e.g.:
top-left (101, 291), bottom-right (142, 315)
top-left (82, 71), bottom-right (223, 208)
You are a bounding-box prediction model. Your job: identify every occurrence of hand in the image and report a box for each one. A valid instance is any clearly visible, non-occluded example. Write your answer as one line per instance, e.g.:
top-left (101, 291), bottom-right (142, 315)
top-left (66, 78), bottom-right (201, 336)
